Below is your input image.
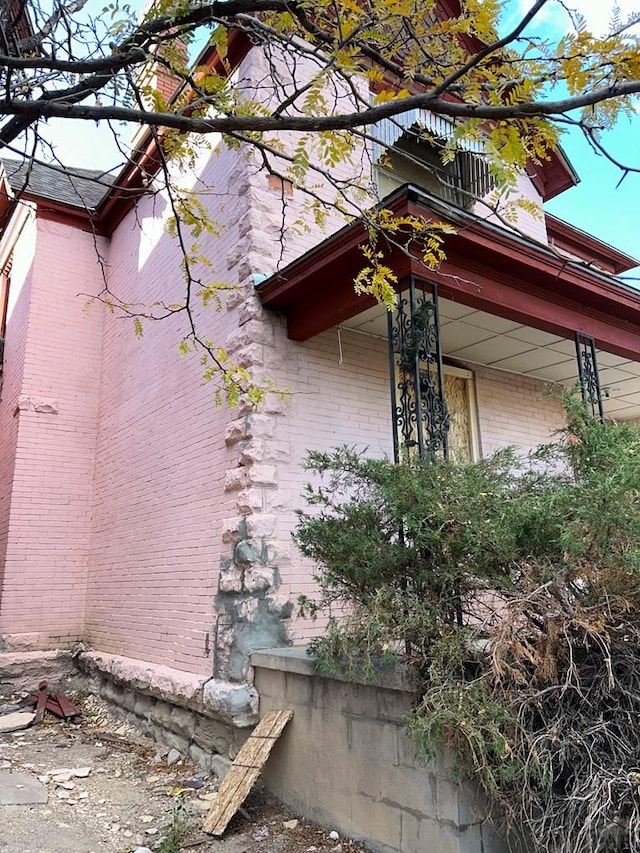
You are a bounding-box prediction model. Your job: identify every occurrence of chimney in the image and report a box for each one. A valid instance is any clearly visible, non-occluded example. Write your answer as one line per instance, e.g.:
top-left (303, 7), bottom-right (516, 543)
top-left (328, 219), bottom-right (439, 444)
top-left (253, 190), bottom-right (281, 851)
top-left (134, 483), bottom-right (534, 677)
top-left (130, 1), bottom-right (189, 148)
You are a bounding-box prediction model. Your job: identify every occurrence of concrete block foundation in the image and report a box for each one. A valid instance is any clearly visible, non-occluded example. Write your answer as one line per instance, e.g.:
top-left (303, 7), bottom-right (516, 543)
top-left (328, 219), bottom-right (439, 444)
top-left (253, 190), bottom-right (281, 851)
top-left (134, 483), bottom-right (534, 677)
top-left (75, 652), bottom-right (256, 770)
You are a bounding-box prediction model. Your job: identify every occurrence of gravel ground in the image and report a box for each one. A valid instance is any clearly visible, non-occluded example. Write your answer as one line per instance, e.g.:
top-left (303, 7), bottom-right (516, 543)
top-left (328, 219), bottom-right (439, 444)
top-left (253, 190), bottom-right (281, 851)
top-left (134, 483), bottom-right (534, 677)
top-left (0, 694), bottom-right (371, 853)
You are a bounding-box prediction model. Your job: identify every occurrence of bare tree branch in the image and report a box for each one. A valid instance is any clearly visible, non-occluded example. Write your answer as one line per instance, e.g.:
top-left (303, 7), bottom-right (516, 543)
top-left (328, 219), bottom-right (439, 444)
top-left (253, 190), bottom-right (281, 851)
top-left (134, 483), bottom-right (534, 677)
top-left (0, 0), bottom-right (637, 403)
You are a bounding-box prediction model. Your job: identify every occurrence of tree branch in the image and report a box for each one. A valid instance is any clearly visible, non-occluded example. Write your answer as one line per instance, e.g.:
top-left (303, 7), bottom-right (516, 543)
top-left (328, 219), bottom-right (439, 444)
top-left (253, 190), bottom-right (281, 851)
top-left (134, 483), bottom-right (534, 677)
top-left (1, 79), bottom-right (638, 143)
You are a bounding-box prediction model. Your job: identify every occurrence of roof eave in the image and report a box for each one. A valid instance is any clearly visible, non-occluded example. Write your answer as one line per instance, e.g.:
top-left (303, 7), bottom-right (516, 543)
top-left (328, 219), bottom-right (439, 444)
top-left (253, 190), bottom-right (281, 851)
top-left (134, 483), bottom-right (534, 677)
top-left (545, 213), bottom-right (638, 274)
top-left (257, 184), bottom-right (640, 356)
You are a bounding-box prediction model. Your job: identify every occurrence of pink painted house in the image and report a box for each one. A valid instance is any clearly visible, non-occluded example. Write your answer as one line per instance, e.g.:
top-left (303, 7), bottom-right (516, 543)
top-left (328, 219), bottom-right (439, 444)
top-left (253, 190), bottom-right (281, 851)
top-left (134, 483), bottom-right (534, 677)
top-left (0, 33), bottom-right (639, 737)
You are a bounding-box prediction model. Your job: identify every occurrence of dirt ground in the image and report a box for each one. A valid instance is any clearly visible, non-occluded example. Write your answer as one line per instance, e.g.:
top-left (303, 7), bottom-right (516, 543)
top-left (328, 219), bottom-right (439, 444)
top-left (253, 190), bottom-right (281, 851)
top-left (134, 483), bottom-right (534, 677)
top-left (0, 694), bottom-right (371, 853)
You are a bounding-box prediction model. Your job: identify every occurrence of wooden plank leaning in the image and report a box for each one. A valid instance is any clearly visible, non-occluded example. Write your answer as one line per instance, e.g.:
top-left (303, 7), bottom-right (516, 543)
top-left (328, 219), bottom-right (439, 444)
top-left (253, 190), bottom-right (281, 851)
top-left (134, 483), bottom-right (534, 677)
top-left (202, 708), bottom-right (293, 837)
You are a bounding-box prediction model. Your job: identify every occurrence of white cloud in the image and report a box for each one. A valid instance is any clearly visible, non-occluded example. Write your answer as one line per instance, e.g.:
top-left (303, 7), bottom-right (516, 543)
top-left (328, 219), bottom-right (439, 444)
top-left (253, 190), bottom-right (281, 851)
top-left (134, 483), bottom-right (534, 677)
top-left (565, 0), bottom-right (639, 36)
top-left (504, 0), bottom-right (639, 37)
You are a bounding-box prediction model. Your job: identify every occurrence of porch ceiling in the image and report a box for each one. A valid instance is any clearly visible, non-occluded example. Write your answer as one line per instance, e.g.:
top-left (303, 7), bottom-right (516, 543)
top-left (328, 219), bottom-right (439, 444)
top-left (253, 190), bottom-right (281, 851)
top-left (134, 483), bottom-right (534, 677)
top-left (343, 299), bottom-right (640, 422)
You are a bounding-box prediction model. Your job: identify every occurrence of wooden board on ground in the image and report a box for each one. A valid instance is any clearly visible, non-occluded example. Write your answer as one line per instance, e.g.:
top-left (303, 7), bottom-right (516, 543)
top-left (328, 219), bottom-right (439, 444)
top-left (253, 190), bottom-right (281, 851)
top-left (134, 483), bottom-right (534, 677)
top-left (202, 709), bottom-right (293, 836)
top-left (34, 681), bottom-right (48, 725)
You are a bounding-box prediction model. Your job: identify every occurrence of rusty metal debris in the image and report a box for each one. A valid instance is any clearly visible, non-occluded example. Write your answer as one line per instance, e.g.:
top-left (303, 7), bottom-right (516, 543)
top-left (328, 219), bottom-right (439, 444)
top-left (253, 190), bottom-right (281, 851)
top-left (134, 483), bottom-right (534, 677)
top-left (24, 681), bottom-right (81, 724)
top-left (34, 680), bottom-right (48, 724)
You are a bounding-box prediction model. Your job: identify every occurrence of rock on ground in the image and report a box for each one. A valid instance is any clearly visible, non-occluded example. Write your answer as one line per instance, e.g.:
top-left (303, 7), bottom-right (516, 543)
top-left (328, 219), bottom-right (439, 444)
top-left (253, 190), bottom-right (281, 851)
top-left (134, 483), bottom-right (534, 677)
top-left (0, 770), bottom-right (48, 805)
top-left (0, 693), bottom-right (372, 853)
top-left (0, 712), bottom-right (35, 734)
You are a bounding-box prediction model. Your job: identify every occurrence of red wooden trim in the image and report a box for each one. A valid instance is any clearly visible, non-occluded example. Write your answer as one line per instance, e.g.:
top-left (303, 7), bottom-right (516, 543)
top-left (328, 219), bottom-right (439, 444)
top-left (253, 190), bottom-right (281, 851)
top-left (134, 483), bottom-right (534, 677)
top-left (191, 27), bottom-right (253, 80)
top-left (30, 200), bottom-right (110, 235)
top-left (95, 135), bottom-right (165, 231)
top-left (545, 214), bottom-right (637, 274)
top-left (527, 148), bottom-right (578, 201)
top-left (0, 266), bottom-right (11, 338)
top-left (260, 189), bottom-right (640, 361)
top-left (8, 0), bottom-right (34, 43)
top-left (433, 257), bottom-right (640, 362)
top-left (286, 260), bottom-right (640, 362)
top-left (3, 29), bottom-right (253, 237)
top-left (95, 28), bottom-right (253, 233)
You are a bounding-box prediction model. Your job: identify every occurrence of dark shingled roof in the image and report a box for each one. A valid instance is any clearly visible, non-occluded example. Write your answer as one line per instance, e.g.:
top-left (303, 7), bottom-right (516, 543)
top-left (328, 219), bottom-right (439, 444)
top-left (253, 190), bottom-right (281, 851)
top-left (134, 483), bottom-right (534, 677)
top-left (1, 157), bottom-right (114, 211)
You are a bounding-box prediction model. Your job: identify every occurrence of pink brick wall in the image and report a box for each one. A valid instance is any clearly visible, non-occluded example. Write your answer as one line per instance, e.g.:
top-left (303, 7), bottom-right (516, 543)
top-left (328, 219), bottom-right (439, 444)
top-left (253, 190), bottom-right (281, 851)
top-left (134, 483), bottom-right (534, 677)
top-left (0, 214), bottom-right (35, 612)
top-left (472, 172), bottom-right (547, 243)
top-left (474, 366), bottom-right (565, 457)
top-left (260, 333), bottom-right (567, 642)
top-left (83, 143), bottom-right (250, 675)
top-left (266, 327), bottom-right (393, 640)
top-left (0, 48), bottom-right (571, 669)
top-left (0, 216), bottom-right (106, 649)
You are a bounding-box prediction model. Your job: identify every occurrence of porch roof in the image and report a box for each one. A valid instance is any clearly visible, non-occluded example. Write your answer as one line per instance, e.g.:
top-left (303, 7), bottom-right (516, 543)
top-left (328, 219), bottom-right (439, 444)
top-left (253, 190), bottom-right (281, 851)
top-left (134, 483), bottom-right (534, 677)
top-left (257, 185), bottom-right (640, 363)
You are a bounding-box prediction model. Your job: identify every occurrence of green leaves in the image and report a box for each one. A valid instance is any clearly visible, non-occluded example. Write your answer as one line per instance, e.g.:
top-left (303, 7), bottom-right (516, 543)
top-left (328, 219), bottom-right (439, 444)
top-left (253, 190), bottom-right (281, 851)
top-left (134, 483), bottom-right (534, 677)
top-left (295, 401), bottom-right (640, 848)
top-left (295, 443), bottom-right (523, 627)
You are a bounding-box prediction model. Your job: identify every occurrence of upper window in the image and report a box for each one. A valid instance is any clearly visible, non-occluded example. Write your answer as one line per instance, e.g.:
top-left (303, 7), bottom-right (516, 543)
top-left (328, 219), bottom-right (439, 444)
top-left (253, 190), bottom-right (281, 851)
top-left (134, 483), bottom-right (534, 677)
top-left (372, 111), bottom-right (495, 210)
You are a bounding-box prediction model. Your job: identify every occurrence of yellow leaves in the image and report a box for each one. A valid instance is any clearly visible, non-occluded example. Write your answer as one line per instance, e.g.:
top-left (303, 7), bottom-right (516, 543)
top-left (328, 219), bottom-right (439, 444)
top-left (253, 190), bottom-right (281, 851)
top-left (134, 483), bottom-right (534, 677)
top-left (139, 84), bottom-right (169, 114)
top-left (332, 0), bottom-right (363, 17)
top-left (197, 282), bottom-right (237, 310)
top-left (301, 76), bottom-right (330, 116)
top-left (354, 245), bottom-right (398, 309)
top-left (353, 213), bottom-right (455, 307)
top-left (192, 66), bottom-right (228, 99)
top-left (166, 195), bottom-right (220, 241)
top-left (316, 130), bottom-right (355, 168)
top-left (373, 87), bottom-right (412, 104)
top-left (498, 196), bottom-right (542, 225)
top-left (373, 208), bottom-right (455, 245)
top-left (491, 123), bottom-right (527, 168)
top-left (105, 0), bottom-right (640, 418)
top-left (365, 65), bottom-right (386, 84)
top-left (302, 199), bottom-right (330, 231)
top-left (289, 136), bottom-right (311, 186)
top-left (479, 113), bottom-right (560, 198)
top-left (196, 347), bottom-right (286, 409)
top-left (209, 26), bottom-right (229, 70)
top-left (502, 79), bottom-right (537, 107)
top-left (513, 196), bottom-right (543, 220)
top-left (462, 0), bottom-right (500, 42)
top-left (561, 53), bottom-right (591, 97)
top-left (373, 88), bottom-right (397, 104)
top-left (288, 129), bottom-right (356, 183)
top-left (381, 0), bottom-right (425, 17)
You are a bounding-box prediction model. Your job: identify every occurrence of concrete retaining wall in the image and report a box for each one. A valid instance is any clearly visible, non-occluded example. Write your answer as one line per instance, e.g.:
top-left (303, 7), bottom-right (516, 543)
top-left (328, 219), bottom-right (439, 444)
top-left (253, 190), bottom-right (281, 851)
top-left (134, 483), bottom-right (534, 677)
top-left (0, 649), bottom-right (253, 776)
top-left (253, 647), bottom-right (511, 853)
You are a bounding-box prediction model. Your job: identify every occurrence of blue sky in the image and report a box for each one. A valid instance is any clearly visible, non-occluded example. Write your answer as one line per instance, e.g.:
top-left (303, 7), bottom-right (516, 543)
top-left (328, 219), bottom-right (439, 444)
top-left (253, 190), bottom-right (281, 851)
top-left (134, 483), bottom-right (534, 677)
top-left (545, 120), bottom-right (640, 282)
top-left (500, 0), bottom-right (640, 281)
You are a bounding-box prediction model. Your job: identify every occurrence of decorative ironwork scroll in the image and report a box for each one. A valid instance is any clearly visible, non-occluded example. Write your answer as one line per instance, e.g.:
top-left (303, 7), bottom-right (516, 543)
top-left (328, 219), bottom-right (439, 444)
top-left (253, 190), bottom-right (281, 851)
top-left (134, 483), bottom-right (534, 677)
top-left (575, 332), bottom-right (604, 421)
top-left (387, 277), bottom-right (450, 462)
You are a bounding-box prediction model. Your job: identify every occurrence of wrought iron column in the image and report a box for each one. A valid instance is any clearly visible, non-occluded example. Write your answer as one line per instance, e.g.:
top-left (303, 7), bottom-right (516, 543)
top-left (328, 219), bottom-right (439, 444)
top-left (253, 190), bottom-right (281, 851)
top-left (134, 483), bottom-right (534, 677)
top-left (387, 276), bottom-right (450, 462)
top-left (575, 332), bottom-right (604, 421)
